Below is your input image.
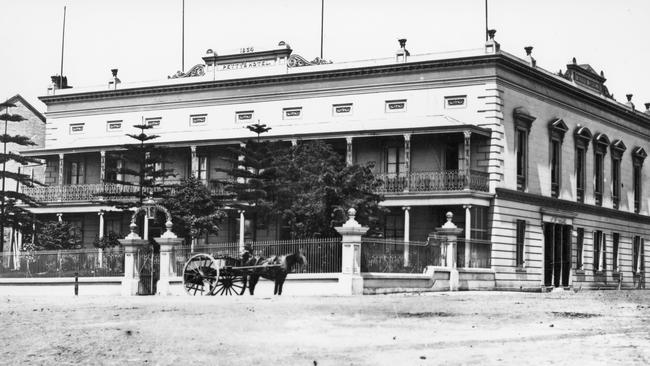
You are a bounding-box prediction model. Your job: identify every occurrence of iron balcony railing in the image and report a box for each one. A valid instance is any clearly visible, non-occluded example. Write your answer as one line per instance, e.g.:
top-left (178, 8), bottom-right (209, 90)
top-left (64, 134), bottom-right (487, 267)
top-left (22, 182), bottom-right (231, 203)
top-left (374, 169), bottom-right (489, 193)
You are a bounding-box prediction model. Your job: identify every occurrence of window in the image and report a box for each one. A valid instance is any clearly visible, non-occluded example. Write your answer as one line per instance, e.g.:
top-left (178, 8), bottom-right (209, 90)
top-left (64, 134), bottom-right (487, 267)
top-left (283, 107), bottom-right (302, 120)
top-left (610, 140), bottom-right (626, 209)
top-left (69, 123), bottom-right (84, 134)
top-left (612, 233), bottom-right (619, 272)
top-left (470, 207), bottom-right (489, 240)
top-left (67, 218), bottom-right (83, 243)
top-left (332, 103), bottom-right (353, 116)
top-left (445, 95), bottom-right (467, 109)
top-left (197, 156), bottom-right (208, 182)
top-left (515, 219), bottom-right (526, 267)
top-left (66, 160), bottom-right (84, 185)
top-left (106, 120), bottom-right (122, 132)
top-left (513, 108), bottom-right (535, 191)
top-left (383, 209), bottom-right (404, 240)
top-left (105, 217), bottom-right (123, 236)
top-left (190, 114), bottom-right (207, 125)
top-left (633, 236), bottom-right (644, 274)
top-left (235, 111), bottom-right (254, 124)
top-left (548, 119), bottom-right (568, 198)
top-left (576, 228), bottom-right (584, 270)
top-left (632, 147), bottom-right (647, 214)
top-left (385, 100), bottom-right (407, 113)
top-left (574, 127), bottom-right (592, 203)
top-left (385, 146), bottom-right (406, 176)
top-left (145, 117), bottom-right (161, 128)
top-left (593, 133), bottom-right (610, 206)
top-left (593, 230), bottom-right (606, 272)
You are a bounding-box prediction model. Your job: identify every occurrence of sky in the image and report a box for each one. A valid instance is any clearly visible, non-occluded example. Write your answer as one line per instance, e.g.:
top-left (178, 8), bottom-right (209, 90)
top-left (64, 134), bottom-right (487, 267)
top-left (1, 0), bottom-right (650, 113)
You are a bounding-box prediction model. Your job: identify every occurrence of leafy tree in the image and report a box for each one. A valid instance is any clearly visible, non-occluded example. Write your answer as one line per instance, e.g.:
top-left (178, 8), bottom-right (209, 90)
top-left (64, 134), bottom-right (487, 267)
top-left (35, 221), bottom-right (81, 250)
top-left (275, 140), bottom-right (386, 238)
top-left (93, 231), bottom-right (122, 249)
top-left (160, 176), bottom-right (227, 245)
top-left (102, 123), bottom-right (175, 210)
top-left (0, 100), bottom-right (42, 252)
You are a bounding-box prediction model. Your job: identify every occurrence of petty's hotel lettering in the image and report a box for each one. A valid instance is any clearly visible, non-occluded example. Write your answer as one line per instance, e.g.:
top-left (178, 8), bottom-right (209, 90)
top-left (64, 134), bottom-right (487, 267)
top-left (217, 59), bottom-right (276, 71)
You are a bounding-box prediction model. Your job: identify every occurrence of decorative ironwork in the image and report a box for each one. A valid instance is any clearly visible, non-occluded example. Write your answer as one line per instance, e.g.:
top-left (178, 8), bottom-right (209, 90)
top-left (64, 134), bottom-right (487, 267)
top-left (374, 170), bottom-right (489, 193)
top-left (168, 64), bottom-right (206, 79)
top-left (287, 54), bottom-right (332, 68)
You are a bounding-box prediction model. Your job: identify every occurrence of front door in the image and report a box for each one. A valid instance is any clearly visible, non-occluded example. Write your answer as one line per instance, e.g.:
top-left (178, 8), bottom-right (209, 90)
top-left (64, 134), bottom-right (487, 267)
top-left (543, 223), bottom-right (572, 287)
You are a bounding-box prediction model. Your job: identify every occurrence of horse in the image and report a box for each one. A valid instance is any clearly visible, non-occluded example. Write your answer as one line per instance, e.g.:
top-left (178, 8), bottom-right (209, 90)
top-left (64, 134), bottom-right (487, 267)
top-left (245, 249), bottom-right (307, 296)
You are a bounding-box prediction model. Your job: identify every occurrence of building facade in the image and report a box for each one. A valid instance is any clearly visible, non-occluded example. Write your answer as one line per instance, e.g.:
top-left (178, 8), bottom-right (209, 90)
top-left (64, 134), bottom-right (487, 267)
top-left (23, 34), bottom-right (650, 290)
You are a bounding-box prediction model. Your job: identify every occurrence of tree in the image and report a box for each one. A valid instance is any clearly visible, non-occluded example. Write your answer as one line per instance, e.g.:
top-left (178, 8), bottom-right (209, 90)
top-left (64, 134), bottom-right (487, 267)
top-left (102, 123), bottom-right (175, 210)
top-left (274, 140), bottom-right (386, 238)
top-left (212, 123), bottom-right (282, 224)
top-left (34, 221), bottom-right (81, 250)
top-left (0, 101), bottom-right (42, 252)
top-left (160, 176), bottom-right (226, 245)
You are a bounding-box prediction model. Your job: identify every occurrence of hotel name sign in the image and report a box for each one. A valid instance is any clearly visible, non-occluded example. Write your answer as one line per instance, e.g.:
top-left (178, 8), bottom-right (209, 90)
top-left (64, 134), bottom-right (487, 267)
top-left (217, 59), bottom-right (277, 71)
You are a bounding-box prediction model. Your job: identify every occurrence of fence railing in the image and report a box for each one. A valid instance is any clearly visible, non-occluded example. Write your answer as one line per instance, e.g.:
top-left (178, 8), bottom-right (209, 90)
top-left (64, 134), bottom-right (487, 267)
top-left (361, 237), bottom-right (492, 273)
top-left (170, 238), bottom-right (342, 276)
top-left (23, 181), bottom-right (231, 203)
top-left (374, 170), bottom-right (490, 193)
top-left (0, 248), bottom-right (125, 278)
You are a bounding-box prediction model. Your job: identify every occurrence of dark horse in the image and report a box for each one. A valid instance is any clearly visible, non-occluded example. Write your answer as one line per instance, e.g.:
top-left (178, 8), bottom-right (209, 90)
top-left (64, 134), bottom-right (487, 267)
top-left (244, 250), bottom-right (307, 296)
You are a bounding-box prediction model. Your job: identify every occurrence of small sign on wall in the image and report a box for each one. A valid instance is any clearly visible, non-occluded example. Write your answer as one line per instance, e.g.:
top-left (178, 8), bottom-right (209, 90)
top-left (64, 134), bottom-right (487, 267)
top-left (106, 120), bottom-right (122, 131)
top-left (445, 95), bottom-right (467, 109)
top-left (190, 114), bottom-right (207, 125)
top-left (235, 111), bottom-right (254, 124)
top-left (385, 99), bottom-right (407, 113)
top-left (69, 123), bottom-right (84, 134)
top-left (283, 107), bottom-right (302, 120)
top-left (333, 103), bottom-right (353, 116)
top-left (146, 118), bottom-right (161, 127)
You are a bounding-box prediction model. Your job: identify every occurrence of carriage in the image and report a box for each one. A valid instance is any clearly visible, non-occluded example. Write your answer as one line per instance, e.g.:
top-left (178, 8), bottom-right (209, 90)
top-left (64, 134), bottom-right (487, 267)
top-left (181, 249), bottom-right (306, 296)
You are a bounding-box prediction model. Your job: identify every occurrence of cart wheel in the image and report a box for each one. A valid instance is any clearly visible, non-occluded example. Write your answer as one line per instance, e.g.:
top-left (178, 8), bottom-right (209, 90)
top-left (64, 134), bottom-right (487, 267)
top-left (183, 253), bottom-right (219, 296)
top-left (213, 268), bottom-right (247, 296)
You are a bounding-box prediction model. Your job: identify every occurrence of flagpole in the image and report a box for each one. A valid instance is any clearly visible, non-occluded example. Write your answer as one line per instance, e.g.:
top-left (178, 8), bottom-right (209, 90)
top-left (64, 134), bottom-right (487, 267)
top-left (60, 6), bottom-right (66, 88)
top-left (182, 0), bottom-right (185, 72)
top-left (485, 0), bottom-right (488, 41)
top-left (320, 0), bottom-right (324, 59)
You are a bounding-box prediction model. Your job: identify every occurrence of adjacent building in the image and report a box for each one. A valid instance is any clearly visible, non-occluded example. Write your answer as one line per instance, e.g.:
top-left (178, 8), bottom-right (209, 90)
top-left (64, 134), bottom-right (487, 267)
top-left (22, 33), bottom-right (650, 290)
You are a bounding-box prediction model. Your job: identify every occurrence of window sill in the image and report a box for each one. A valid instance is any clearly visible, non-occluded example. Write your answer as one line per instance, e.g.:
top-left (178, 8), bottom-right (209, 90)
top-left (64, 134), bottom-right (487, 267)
top-left (515, 267), bottom-right (527, 273)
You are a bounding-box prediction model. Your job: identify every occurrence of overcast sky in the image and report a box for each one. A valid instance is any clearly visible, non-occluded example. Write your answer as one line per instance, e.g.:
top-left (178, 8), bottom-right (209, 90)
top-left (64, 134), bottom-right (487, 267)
top-left (1, 0), bottom-right (649, 112)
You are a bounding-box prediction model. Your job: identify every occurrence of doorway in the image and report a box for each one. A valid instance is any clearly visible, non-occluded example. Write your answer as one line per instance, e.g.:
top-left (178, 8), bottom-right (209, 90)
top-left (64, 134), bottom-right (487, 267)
top-left (543, 223), bottom-right (572, 287)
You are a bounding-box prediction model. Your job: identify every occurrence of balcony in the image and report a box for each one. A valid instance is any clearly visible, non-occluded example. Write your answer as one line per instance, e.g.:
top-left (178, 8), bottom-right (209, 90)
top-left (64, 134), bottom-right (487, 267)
top-left (375, 170), bottom-right (489, 194)
top-left (22, 182), bottom-right (230, 203)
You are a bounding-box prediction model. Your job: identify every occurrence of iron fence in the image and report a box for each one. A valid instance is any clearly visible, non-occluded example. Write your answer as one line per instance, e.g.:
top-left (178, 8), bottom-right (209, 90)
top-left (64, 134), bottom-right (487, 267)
top-left (0, 248), bottom-right (125, 278)
top-left (170, 238), bottom-right (342, 276)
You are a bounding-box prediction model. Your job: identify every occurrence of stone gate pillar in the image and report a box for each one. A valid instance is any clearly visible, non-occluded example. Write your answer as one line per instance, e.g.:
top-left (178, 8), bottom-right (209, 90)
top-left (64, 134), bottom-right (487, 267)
top-left (335, 208), bottom-right (369, 295)
top-left (434, 212), bottom-right (463, 291)
top-left (154, 221), bottom-right (184, 296)
top-left (118, 222), bottom-right (150, 296)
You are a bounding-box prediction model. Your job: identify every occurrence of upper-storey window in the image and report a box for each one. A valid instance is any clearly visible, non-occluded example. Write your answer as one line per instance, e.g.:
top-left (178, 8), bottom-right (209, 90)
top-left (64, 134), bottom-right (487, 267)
top-left (69, 123), bottom-right (84, 134)
top-left (513, 108), bottom-right (536, 191)
top-left (574, 127), bottom-right (592, 203)
top-left (593, 133), bottom-right (610, 207)
top-left (610, 139), bottom-right (626, 210)
top-left (283, 107), bottom-right (302, 120)
top-left (146, 117), bottom-right (161, 128)
top-left (548, 119), bottom-right (568, 198)
top-left (385, 100), bottom-right (406, 113)
top-left (385, 146), bottom-right (406, 177)
top-left (190, 114), bottom-right (207, 126)
top-left (445, 95), bottom-right (467, 109)
top-left (106, 120), bottom-right (122, 132)
top-left (332, 103), bottom-right (353, 116)
top-left (235, 111), bottom-right (254, 124)
top-left (632, 147), bottom-right (647, 214)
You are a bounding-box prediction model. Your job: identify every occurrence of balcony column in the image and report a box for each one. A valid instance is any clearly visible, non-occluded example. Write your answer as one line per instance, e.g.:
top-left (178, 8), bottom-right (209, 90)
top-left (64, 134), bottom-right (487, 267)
top-left (58, 153), bottom-right (64, 202)
top-left (345, 136), bottom-right (353, 166)
top-left (100, 150), bottom-right (106, 184)
top-left (190, 145), bottom-right (198, 178)
top-left (98, 211), bottom-right (105, 239)
top-left (57, 213), bottom-right (63, 222)
top-left (237, 143), bottom-right (246, 184)
top-left (463, 204), bottom-right (472, 268)
top-left (404, 133), bottom-right (411, 192)
top-left (290, 139), bottom-right (298, 147)
top-left (463, 131), bottom-right (471, 190)
top-left (403, 206), bottom-right (410, 267)
top-left (238, 210), bottom-right (245, 252)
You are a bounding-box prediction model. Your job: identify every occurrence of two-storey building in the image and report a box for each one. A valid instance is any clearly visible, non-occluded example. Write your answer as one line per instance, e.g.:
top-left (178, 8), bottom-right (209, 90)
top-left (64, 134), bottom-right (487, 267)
top-left (22, 33), bottom-right (650, 290)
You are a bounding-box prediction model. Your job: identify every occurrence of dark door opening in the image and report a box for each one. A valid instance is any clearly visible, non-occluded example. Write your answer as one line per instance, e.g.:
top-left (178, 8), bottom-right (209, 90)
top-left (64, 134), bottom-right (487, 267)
top-left (543, 223), bottom-right (572, 287)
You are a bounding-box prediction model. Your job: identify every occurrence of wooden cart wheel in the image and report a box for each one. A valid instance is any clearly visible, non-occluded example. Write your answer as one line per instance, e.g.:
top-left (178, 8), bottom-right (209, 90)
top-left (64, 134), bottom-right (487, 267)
top-left (213, 268), bottom-right (247, 296)
top-left (182, 253), bottom-right (220, 296)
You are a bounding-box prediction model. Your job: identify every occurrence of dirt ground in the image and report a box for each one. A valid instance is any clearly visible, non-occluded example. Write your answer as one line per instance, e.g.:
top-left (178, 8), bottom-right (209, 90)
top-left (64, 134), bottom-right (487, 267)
top-left (1, 290), bottom-right (650, 366)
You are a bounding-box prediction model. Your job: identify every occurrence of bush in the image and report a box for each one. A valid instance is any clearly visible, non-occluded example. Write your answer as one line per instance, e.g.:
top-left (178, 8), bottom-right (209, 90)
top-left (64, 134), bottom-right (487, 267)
top-left (35, 221), bottom-right (81, 250)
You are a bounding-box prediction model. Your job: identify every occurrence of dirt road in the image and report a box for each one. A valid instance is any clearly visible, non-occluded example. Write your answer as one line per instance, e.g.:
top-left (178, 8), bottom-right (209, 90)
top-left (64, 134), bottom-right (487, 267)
top-left (1, 290), bottom-right (650, 365)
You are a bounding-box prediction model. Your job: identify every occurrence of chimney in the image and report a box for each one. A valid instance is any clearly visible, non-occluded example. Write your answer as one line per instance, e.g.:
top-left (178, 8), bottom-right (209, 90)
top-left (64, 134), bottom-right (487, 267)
top-left (626, 94), bottom-right (635, 110)
top-left (524, 46), bottom-right (536, 67)
top-left (644, 102), bottom-right (650, 115)
top-left (484, 29), bottom-right (500, 54)
top-left (108, 68), bottom-right (121, 90)
top-left (395, 38), bottom-right (410, 63)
